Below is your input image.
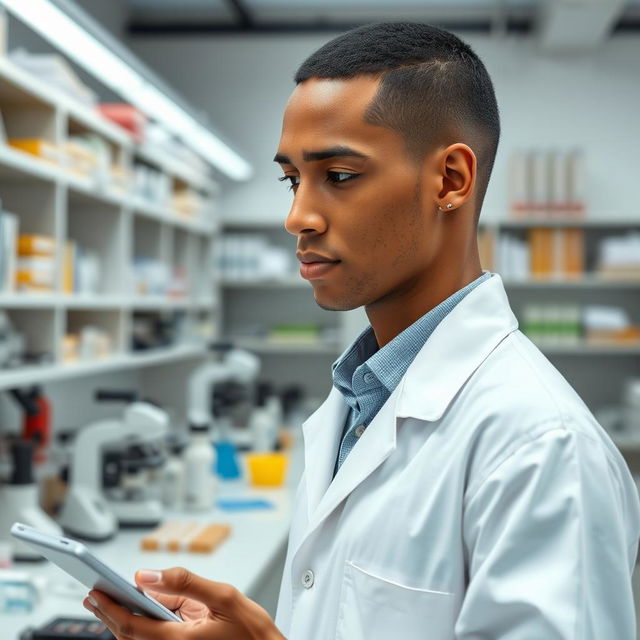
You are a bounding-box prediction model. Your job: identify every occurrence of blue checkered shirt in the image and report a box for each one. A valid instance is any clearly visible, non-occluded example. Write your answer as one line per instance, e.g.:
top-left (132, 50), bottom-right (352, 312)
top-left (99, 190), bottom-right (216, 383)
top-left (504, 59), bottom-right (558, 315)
top-left (332, 271), bottom-right (492, 475)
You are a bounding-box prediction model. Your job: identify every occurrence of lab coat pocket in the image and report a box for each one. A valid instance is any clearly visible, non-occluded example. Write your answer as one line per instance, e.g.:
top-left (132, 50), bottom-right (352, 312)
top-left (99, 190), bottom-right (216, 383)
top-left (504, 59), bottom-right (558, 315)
top-left (335, 561), bottom-right (455, 640)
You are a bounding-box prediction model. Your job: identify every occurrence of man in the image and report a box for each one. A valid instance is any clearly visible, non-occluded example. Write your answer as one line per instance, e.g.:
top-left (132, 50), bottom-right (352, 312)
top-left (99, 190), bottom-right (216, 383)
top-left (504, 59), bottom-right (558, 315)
top-left (86, 22), bottom-right (640, 639)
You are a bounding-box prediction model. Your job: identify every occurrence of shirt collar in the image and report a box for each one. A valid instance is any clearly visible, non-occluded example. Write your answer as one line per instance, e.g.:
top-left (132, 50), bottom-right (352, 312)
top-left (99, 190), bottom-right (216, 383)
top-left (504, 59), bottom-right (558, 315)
top-left (332, 271), bottom-right (492, 398)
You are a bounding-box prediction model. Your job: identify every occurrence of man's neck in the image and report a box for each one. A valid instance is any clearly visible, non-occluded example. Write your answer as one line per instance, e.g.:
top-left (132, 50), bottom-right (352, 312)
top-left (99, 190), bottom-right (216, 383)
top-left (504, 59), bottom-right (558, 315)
top-left (365, 260), bottom-right (483, 348)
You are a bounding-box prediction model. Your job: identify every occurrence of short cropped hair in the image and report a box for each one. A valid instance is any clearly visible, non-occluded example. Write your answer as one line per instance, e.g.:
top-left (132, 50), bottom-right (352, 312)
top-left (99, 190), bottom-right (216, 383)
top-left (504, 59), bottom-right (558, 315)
top-left (294, 22), bottom-right (500, 219)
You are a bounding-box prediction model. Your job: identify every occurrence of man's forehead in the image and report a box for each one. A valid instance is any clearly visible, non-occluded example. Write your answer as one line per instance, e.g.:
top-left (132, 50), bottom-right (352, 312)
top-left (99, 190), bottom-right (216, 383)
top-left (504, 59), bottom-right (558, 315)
top-left (277, 74), bottom-right (408, 162)
top-left (284, 75), bottom-right (381, 120)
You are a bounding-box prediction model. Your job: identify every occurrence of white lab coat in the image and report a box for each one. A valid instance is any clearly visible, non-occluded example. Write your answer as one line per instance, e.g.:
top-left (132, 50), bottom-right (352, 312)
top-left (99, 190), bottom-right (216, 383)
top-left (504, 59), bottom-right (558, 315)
top-left (275, 273), bottom-right (640, 639)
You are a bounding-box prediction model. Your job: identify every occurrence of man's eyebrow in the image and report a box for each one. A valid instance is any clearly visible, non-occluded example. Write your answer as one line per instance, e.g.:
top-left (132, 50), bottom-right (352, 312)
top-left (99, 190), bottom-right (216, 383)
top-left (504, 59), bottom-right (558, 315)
top-left (273, 146), bottom-right (368, 164)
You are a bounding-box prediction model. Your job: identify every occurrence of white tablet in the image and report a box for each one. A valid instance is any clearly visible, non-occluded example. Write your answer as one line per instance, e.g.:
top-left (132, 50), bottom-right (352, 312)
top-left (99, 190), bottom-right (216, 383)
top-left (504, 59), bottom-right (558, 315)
top-left (10, 522), bottom-right (182, 623)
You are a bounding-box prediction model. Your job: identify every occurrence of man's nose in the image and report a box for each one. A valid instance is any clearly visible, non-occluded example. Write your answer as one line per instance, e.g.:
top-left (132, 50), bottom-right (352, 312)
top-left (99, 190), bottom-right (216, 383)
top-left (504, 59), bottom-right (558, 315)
top-left (284, 185), bottom-right (328, 237)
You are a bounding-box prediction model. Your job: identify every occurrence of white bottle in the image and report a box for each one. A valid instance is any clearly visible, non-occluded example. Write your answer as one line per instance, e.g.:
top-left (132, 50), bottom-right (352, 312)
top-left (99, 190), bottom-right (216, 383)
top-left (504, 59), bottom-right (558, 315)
top-left (161, 442), bottom-right (186, 509)
top-left (183, 424), bottom-right (216, 511)
top-left (266, 394), bottom-right (283, 432)
top-left (250, 406), bottom-right (276, 452)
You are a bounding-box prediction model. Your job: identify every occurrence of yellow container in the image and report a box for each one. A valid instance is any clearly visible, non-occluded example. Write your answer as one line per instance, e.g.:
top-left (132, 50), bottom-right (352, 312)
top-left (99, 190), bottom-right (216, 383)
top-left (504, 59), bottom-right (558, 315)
top-left (246, 453), bottom-right (289, 487)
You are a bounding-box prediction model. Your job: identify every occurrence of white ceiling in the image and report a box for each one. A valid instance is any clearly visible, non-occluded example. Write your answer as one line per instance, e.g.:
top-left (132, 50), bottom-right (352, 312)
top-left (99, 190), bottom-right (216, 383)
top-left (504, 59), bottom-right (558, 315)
top-left (131, 0), bottom-right (640, 7)
top-left (127, 0), bottom-right (640, 49)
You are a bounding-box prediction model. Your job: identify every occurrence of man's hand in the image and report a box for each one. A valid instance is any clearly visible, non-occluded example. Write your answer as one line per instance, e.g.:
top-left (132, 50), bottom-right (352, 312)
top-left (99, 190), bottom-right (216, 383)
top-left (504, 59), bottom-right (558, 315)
top-left (83, 567), bottom-right (285, 640)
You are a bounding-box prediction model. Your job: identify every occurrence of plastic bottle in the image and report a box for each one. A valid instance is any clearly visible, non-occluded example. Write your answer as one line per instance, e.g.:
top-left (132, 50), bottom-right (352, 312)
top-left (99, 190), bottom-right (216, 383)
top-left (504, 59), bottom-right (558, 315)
top-left (161, 438), bottom-right (186, 509)
top-left (250, 386), bottom-right (278, 452)
top-left (250, 406), bottom-right (276, 452)
top-left (183, 424), bottom-right (215, 511)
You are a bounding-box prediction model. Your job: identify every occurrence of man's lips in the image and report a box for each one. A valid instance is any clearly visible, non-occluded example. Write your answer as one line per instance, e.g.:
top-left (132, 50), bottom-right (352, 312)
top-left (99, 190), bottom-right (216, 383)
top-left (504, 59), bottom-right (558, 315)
top-left (297, 252), bottom-right (341, 280)
top-left (299, 261), bottom-right (340, 279)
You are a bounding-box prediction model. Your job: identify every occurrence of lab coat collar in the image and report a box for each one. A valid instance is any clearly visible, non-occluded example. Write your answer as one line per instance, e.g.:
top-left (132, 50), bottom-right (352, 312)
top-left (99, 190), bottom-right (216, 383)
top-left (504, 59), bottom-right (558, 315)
top-left (298, 273), bottom-right (518, 538)
top-left (397, 272), bottom-right (518, 422)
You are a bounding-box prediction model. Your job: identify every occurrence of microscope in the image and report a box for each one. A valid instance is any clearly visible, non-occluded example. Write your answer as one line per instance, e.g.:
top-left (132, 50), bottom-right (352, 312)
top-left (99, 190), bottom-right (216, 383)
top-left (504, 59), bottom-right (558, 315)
top-left (187, 344), bottom-right (261, 432)
top-left (58, 390), bottom-right (169, 541)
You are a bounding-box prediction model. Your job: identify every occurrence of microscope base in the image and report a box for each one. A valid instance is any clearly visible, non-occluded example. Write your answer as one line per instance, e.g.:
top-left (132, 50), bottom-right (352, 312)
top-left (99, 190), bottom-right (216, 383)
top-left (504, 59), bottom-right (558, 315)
top-left (108, 498), bottom-right (164, 528)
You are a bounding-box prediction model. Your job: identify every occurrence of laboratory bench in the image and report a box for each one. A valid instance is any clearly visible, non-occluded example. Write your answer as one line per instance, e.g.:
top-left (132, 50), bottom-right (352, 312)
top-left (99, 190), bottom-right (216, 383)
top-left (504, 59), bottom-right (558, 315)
top-left (3, 443), bottom-right (304, 640)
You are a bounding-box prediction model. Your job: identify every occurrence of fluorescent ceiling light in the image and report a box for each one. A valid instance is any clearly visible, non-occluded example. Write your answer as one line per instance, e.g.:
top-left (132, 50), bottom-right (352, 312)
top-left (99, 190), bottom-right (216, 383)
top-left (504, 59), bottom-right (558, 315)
top-left (0, 0), bottom-right (252, 180)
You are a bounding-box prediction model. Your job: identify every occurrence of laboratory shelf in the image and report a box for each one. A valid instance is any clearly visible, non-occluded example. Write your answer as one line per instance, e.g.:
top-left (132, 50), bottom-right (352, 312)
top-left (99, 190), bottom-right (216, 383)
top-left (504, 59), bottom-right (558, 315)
top-left (130, 296), bottom-right (191, 310)
top-left (194, 297), bottom-right (217, 309)
top-left (537, 343), bottom-right (640, 356)
top-left (61, 295), bottom-right (130, 309)
top-left (66, 177), bottom-right (128, 209)
top-left (495, 218), bottom-right (639, 229)
top-left (0, 56), bottom-right (216, 193)
top-left (136, 143), bottom-right (217, 193)
top-left (0, 144), bottom-right (63, 183)
top-left (0, 37), bottom-right (221, 385)
top-left (503, 277), bottom-right (640, 288)
top-left (220, 277), bottom-right (306, 289)
top-left (233, 337), bottom-right (343, 355)
top-left (0, 294), bottom-right (218, 311)
top-left (0, 344), bottom-right (207, 392)
top-left (0, 56), bottom-right (130, 150)
top-left (0, 293), bottom-right (62, 308)
top-left (131, 198), bottom-right (216, 235)
top-left (222, 220), bottom-right (285, 231)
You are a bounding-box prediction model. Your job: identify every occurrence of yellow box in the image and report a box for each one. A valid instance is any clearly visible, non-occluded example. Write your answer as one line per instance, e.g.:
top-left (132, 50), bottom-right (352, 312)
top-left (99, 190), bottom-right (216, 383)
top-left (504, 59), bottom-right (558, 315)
top-left (245, 452), bottom-right (289, 487)
top-left (9, 138), bottom-right (61, 163)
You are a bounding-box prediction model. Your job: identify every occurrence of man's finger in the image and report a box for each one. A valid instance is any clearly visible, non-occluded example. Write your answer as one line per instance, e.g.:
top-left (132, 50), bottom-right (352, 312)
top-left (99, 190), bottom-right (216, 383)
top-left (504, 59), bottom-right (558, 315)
top-left (136, 567), bottom-right (240, 616)
top-left (132, 581), bottom-right (186, 612)
top-left (85, 590), bottom-right (181, 640)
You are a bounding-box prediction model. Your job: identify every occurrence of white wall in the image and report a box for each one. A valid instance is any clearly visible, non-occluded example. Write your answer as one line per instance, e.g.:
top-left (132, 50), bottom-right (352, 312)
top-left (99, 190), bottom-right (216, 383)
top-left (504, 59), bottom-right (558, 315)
top-left (128, 33), bottom-right (640, 224)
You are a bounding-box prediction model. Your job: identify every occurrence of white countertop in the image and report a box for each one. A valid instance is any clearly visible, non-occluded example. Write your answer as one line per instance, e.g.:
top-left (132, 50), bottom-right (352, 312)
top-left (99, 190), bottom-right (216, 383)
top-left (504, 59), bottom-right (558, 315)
top-left (2, 443), bottom-right (304, 639)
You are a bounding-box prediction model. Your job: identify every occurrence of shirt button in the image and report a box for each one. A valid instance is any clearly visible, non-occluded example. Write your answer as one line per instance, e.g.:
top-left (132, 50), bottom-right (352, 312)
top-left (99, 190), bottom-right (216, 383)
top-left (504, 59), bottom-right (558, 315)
top-left (363, 372), bottom-right (376, 384)
top-left (355, 425), bottom-right (366, 438)
top-left (302, 569), bottom-right (315, 589)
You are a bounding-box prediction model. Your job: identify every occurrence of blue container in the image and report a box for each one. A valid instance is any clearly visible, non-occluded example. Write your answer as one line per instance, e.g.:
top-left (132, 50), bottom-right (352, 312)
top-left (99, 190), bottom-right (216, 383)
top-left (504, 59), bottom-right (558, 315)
top-left (214, 441), bottom-right (242, 480)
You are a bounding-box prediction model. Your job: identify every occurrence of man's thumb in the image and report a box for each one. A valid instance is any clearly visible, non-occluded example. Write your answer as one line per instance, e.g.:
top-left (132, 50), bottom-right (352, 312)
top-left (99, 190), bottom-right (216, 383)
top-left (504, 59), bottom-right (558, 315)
top-left (136, 567), bottom-right (240, 611)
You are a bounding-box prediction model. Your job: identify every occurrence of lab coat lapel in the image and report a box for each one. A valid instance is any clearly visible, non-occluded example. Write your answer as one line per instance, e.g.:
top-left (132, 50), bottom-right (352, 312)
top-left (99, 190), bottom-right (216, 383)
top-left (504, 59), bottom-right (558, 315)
top-left (301, 386), bottom-right (349, 520)
top-left (301, 385), bottom-right (400, 542)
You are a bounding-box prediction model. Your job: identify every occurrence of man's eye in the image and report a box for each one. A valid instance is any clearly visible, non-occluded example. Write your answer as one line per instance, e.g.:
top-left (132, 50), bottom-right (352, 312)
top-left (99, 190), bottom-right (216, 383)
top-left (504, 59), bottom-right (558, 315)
top-left (277, 175), bottom-right (299, 191)
top-left (326, 171), bottom-right (360, 184)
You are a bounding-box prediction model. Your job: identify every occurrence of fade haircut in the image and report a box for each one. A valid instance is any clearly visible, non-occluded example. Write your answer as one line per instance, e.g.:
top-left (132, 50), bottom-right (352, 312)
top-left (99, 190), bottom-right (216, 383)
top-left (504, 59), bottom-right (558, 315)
top-left (294, 22), bottom-right (500, 220)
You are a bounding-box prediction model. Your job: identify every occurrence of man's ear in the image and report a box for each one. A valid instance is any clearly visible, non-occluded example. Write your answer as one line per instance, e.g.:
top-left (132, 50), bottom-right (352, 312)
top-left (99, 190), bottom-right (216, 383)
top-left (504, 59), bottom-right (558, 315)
top-left (427, 143), bottom-right (476, 213)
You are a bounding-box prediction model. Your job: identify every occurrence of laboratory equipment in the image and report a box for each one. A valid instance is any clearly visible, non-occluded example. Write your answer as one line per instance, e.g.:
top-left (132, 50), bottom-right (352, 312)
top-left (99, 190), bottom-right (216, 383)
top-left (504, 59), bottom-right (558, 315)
top-left (10, 386), bottom-right (52, 464)
top-left (187, 344), bottom-right (260, 483)
top-left (249, 386), bottom-right (278, 452)
top-left (0, 439), bottom-right (62, 561)
top-left (26, 617), bottom-right (113, 640)
top-left (58, 391), bottom-right (169, 540)
top-left (160, 435), bottom-right (186, 509)
top-left (184, 423), bottom-right (215, 511)
top-left (187, 343), bottom-right (260, 430)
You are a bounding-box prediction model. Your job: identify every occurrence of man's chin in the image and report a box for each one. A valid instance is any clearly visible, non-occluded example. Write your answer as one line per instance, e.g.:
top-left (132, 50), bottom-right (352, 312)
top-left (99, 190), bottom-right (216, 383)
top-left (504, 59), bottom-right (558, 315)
top-left (312, 289), bottom-right (361, 312)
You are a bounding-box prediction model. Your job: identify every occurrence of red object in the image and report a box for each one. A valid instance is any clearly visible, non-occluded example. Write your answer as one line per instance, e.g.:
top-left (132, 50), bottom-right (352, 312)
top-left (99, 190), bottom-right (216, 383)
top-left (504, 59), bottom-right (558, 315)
top-left (22, 391), bottom-right (51, 465)
top-left (98, 103), bottom-right (147, 143)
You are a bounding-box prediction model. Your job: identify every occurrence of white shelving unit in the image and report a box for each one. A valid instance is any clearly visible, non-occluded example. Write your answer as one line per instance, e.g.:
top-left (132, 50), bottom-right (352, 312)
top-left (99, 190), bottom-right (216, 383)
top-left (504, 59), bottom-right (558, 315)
top-left (480, 218), bottom-right (640, 452)
top-left (0, 53), bottom-right (220, 392)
